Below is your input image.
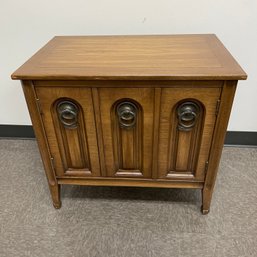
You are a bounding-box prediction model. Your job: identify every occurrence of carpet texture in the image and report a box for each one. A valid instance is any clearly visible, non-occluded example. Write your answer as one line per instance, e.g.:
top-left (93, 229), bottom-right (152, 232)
top-left (0, 139), bottom-right (257, 257)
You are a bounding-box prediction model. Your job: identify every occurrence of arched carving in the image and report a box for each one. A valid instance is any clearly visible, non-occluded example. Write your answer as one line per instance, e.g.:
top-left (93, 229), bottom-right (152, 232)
top-left (168, 99), bottom-right (205, 174)
top-left (52, 98), bottom-right (91, 174)
top-left (111, 99), bottom-right (143, 175)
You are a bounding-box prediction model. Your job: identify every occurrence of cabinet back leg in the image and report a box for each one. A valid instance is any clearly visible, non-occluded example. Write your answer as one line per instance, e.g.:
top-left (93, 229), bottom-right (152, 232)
top-left (202, 188), bottom-right (211, 214)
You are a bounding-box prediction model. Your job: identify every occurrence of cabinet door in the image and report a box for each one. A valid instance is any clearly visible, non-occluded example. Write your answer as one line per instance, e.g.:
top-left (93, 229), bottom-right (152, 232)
top-left (35, 86), bottom-right (100, 177)
top-left (98, 88), bottom-right (154, 178)
top-left (158, 87), bottom-right (221, 181)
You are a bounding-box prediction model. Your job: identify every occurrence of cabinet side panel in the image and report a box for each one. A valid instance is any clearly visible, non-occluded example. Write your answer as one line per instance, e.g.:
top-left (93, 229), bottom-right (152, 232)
top-left (202, 81), bottom-right (237, 213)
top-left (21, 80), bottom-right (61, 207)
top-left (21, 80), bottom-right (57, 184)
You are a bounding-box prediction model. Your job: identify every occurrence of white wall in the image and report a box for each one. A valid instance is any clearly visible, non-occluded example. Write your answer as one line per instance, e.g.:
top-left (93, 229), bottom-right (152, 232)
top-left (1, 0), bottom-right (256, 131)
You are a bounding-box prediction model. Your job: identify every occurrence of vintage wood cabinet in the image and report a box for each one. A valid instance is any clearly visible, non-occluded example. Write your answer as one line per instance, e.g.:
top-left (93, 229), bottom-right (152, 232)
top-left (12, 35), bottom-right (247, 214)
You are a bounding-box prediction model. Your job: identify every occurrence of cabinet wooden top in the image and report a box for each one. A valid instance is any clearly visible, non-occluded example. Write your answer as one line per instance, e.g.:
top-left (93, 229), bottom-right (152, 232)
top-left (12, 34), bottom-right (247, 81)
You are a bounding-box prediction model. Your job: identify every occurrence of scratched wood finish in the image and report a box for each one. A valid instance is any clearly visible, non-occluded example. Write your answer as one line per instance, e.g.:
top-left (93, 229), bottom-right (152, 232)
top-left (35, 85), bottom-right (100, 177)
top-left (11, 35), bottom-right (247, 81)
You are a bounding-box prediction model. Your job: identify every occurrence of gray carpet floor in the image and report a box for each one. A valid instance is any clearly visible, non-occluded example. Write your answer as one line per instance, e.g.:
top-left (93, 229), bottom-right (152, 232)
top-left (0, 139), bottom-right (257, 257)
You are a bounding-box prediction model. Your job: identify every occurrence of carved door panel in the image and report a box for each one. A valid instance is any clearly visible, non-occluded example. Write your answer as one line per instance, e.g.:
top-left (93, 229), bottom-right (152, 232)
top-left (35, 86), bottom-right (100, 177)
top-left (158, 87), bottom-right (221, 181)
top-left (98, 88), bottom-right (154, 178)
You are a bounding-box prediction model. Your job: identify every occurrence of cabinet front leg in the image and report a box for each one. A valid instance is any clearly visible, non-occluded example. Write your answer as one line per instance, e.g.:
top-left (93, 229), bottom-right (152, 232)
top-left (22, 81), bottom-right (62, 210)
top-left (49, 184), bottom-right (61, 209)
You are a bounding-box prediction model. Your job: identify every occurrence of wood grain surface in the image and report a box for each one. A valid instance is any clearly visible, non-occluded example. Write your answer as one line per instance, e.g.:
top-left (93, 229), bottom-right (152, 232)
top-left (35, 86), bottom-right (101, 178)
top-left (97, 87), bottom-right (154, 178)
top-left (11, 35), bottom-right (247, 213)
top-left (12, 34), bottom-right (247, 80)
top-left (157, 86), bottom-right (221, 181)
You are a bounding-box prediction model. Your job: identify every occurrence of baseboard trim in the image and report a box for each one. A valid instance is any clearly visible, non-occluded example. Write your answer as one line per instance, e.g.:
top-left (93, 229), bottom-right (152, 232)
top-left (0, 125), bottom-right (35, 138)
top-left (0, 125), bottom-right (256, 146)
top-left (224, 131), bottom-right (257, 146)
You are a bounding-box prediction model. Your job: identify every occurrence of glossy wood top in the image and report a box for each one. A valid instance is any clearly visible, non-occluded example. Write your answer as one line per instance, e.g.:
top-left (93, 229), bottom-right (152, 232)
top-left (12, 34), bottom-right (247, 80)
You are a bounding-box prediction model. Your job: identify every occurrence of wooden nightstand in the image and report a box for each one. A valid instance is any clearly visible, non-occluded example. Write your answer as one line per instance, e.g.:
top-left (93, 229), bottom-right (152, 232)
top-left (12, 34), bottom-right (247, 214)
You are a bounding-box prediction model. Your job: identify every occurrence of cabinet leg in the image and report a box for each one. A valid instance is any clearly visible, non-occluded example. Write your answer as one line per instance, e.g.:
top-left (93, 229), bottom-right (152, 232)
top-left (49, 184), bottom-right (62, 209)
top-left (201, 188), bottom-right (211, 215)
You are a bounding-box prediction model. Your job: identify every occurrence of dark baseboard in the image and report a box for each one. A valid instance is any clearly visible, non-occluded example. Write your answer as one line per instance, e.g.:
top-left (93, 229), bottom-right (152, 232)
top-left (0, 125), bottom-right (35, 138)
top-left (224, 131), bottom-right (257, 146)
top-left (0, 125), bottom-right (256, 146)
